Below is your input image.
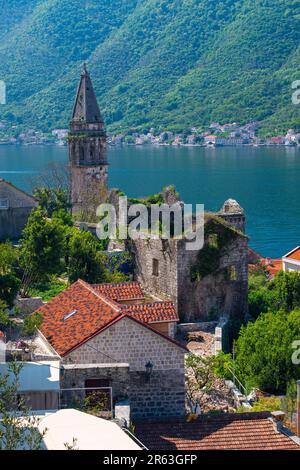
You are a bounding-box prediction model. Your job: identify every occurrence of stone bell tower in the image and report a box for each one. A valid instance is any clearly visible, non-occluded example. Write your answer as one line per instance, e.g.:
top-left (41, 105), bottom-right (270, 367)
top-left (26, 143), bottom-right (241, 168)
top-left (69, 64), bottom-right (108, 219)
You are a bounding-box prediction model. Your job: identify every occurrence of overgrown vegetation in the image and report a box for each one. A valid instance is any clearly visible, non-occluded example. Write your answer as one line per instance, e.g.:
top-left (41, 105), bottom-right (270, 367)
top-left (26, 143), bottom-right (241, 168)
top-left (29, 277), bottom-right (67, 302)
top-left (33, 187), bottom-right (70, 217)
top-left (214, 268), bottom-right (300, 397)
top-left (190, 215), bottom-right (240, 282)
top-left (234, 307), bottom-right (300, 394)
top-left (237, 396), bottom-right (282, 413)
top-left (128, 185), bottom-right (179, 207)
top-left (19, 208), bottom-right (66, 297)
top-left (186, 352), bottom-right (233, 414)
top-left (248, 267), bottom-right (300, 318)
top-left (0, 242), bottom-right (20, 308)
top-left (23, 311), bottom-right (43, 336)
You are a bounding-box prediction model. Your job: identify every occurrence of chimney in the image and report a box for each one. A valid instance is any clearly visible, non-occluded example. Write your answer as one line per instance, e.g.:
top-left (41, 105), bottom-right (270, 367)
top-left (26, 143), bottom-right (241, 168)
top-left (271, 411), bottom-right (285, 432)
top-left (297, 380), bottom-right (300, 438)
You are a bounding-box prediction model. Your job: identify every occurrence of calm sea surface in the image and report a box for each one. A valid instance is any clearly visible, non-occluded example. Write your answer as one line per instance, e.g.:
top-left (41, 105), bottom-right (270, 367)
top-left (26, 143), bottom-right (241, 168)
top-left (0, 144), bottom-right (299, 258)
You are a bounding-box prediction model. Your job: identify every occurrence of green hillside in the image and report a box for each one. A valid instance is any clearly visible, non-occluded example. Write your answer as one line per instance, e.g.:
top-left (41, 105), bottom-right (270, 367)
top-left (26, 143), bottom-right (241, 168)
top-left (1, 0), bottom-right (300, 134)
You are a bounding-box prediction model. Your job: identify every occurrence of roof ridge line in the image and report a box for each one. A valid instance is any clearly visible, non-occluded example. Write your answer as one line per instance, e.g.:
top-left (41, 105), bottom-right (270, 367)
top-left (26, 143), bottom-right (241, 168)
top-left (77, 279), bottom-right (121, 312)
top-left (93, 281), bottom-right (141, 287)
top-left (0, 178), bottom-right (37, 201)
top-left (122, 300), bottom-right (175, 308)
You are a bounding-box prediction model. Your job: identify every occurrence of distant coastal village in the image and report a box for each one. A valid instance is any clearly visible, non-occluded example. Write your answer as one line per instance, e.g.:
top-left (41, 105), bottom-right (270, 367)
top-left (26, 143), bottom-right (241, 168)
top-left (1, 119), bottom-right (300, 148)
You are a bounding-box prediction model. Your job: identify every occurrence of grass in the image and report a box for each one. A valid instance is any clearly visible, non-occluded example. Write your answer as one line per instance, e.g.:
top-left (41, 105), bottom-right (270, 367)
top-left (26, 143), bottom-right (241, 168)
top-left (29, 277), bottom-right (68, 301)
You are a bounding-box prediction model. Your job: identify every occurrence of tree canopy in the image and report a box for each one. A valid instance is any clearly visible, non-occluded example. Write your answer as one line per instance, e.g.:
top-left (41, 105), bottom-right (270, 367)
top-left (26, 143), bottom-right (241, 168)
top-left (234, 308), bottom-right (300, 393)
top-left (19, 208), bottom-right (66, 296)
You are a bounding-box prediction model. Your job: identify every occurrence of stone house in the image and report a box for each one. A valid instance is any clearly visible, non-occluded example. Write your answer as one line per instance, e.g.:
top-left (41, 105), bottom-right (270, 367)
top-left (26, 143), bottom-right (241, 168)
top-left (36, 279), bottom-right (187, 418)
top-left (0, 178), bottom-right (37, 240)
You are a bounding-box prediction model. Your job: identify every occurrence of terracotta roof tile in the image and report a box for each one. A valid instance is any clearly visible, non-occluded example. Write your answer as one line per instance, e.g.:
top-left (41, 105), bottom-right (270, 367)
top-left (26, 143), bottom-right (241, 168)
top-left (122, 302), bottom-right (179, 323)
top-left (38, 280), bottom-right (121, 356)
top-left (92, 281), bottom-right (144, 301)
top-left (266, 259), bottom-right (283, 276)
top-left (285, 247), bottom-right (300, 262)
top-left (135, 413), bottom-right (300, 450)
top-left (38, 280), bottom-right (181, 356)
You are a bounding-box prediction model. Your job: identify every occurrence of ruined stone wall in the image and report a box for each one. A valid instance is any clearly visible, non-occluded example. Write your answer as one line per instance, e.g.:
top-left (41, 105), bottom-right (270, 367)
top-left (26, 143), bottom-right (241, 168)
top-left (15, 296), bottom-right (44, 316)
top-left (128, 234), bottom-right (248, 323)
top-left (177, 236), bottom-right (248, 322)
top-left (128, 239), bottom-right (179, 307)
top-left (218, 213), bottom-right (245, 233)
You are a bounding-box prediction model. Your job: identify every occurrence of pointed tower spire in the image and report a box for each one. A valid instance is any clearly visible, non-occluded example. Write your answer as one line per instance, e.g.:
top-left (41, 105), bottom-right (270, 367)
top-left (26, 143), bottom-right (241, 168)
top-left (69, 66), bottom-right (108, 218)
top-left (71, 64), bottom-right (103, 124)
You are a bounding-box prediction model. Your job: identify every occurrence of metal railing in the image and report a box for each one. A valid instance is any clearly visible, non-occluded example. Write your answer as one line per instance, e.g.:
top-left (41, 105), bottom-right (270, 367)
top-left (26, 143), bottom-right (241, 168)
top-left (226, 366), bottom-right (248, 395)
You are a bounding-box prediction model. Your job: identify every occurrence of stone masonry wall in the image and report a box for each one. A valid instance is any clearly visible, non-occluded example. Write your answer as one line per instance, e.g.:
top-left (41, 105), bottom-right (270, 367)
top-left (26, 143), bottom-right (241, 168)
top-left (71, 165), bottom-right (108, 217)
top-left (63, 316), bottom-right (185, 372)
top-left (176, 236), bottom-right (248, 322)
top-left (60, 365), bottom-right (185, 419)
top-left (129, 370), bottom-right (186, 418)
top-left (128, 235), bottom-right (248, 323)
top-left (128, 239), bottom-right (179, 307)
top-left (61, 364), bottom-right (130, 405)
top-left (62, 317), bottom-right (186, 417)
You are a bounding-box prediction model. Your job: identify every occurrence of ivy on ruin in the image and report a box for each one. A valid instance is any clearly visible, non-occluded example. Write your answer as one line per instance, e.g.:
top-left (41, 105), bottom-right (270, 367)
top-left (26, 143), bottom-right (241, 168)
top-left (190, 215), bottom-right (240, 282)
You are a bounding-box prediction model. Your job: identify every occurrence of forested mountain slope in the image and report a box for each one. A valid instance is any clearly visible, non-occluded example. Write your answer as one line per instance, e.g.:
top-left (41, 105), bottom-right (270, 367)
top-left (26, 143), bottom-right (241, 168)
top-left (1, 0), bottom-right (300, 134)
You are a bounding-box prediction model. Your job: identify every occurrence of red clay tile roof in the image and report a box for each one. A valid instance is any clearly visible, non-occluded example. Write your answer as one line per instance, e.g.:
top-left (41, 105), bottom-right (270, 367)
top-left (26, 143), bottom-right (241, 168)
top-left (248, 249), bottom-right (283, 278)
top-left (285, 247), bottom-right (300, 262)
top-left (38, 280), bottom-right (181, 356)
top-left (257, 258), bottom-right (283, 277)
top-left (122, 302), bottom-right (179, 323)
top-left (92, 282), bottom-right (144, 301)
top-left (266, 259), bottom-right (283, 277)
top-left (38, 280), bottom-right (121, 357)
top-left (135, 413), bottom-right (300, 450)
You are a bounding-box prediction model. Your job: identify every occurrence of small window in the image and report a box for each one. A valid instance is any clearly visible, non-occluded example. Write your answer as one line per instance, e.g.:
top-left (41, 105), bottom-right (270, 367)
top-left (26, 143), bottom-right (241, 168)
top-left (0, 199), bottom-right (9, 210)
top-left (152, 259), bottom-right (159, 277)
top-left (229, 265), bottom-right (237, 281)
top-left (208, 233), bottom-right (218, 248)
